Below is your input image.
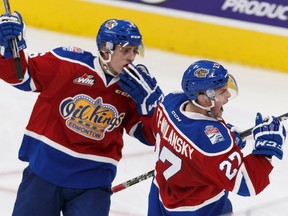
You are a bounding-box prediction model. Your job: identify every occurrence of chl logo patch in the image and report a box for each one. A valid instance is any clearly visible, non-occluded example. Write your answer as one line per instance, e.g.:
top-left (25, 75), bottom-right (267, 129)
top-left (204, 125), bottom-right (225, 144)
top-left (59, 95), bottom-right (125, 140)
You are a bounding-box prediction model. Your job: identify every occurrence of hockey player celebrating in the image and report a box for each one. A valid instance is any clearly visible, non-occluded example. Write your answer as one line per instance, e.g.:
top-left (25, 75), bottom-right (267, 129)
top-left (0, 11), bottom-right (163, 216)
top-left (147, 60), bottom-right (287, 216)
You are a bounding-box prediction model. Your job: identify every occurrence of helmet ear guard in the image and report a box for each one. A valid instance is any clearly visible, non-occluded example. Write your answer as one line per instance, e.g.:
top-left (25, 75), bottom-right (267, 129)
top-left (205, 89), bottom-right (216, 100)
top-left (103, 42), bottom-right (114, 52)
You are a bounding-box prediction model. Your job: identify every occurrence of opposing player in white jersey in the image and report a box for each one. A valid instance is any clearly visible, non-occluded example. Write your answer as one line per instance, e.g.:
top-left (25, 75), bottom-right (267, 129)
top-left (0, 11), bottom-right (163, 216)
top-left (147, 60), bottom-right (286, 215)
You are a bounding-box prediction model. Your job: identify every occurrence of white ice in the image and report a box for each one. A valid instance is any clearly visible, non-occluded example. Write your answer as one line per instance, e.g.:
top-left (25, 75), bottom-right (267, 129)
top-left (1, 27), bottom-right (288, 216)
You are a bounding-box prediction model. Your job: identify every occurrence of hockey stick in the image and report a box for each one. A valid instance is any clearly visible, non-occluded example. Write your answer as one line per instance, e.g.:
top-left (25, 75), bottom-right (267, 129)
top-left (112, 112), bottom-right (288, 193)
top-left (112, 170), bottom-right (154, 193)
top-left (239, 112), bottom-right (288, 137)
top-left (2, 0), bottom-right (23, 80)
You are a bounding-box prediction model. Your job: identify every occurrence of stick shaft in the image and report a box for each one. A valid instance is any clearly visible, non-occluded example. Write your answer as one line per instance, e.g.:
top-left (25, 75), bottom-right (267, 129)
top-left (3, 0), bottom-right (9, 13)
top-left (239, 112), bottom-right (288, 138)
top-left (112, 170), bottom-right (154, 193)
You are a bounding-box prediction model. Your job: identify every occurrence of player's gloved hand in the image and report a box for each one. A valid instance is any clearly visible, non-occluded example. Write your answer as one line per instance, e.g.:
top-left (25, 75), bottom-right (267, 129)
top-left (252, 112), bottom-right (286, 160)
top-left (0, 11), bottom-right (26, 58)
top-left (227, 123), bottom-right (246, 149)
top-left (118, 64), bottom-right (164, 115)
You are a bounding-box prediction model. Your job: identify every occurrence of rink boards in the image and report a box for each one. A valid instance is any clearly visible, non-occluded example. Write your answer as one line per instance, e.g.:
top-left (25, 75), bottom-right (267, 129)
top-left (4, 0), bottom-right (288, 73)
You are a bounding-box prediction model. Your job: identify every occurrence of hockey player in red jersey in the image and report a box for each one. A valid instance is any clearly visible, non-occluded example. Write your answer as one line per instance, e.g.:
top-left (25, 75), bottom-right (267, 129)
top-left (147, 60), bottom-right (287, 215)
top-left (0, 11), bottom-right (163, 216)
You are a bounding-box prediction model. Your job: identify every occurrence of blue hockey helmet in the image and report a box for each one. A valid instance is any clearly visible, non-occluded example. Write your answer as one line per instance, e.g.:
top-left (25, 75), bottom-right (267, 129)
top-left (181, 60), bottom-right (238, 100)
top-left (96, 19), bottom-right (143, 54)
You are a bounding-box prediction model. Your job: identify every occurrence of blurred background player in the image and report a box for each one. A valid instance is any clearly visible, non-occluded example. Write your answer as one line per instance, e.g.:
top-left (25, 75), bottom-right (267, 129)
top-left (147, 60), bottom-right (286, 216)
top-left (0, 11), bottom-right (163, 216)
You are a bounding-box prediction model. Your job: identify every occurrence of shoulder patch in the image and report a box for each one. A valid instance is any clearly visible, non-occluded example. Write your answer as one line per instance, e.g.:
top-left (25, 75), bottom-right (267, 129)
top-left (190, 121), bottom-right (233, 155)
top-left (61, 46), bottom-right (84, 53)
top-left (204, 125), bottom-right (225, 144)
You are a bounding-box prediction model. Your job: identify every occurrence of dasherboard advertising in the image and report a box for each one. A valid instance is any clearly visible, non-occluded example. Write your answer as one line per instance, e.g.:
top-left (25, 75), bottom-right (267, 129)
top-left (122, 0), bottom-right (288, 28)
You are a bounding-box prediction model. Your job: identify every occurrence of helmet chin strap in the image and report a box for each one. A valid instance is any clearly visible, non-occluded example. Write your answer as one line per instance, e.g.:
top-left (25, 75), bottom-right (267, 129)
top-left (192, 100), bottom-right (215, 118)
top-left (98, 50), bottom-right (118, 77)
top-left (192, 90), bottom-right (219, 118)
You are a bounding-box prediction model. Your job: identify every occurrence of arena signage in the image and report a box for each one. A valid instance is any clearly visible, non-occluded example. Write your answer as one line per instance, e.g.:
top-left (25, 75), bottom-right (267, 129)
top-left (122, 0), bottom-right (288, 28)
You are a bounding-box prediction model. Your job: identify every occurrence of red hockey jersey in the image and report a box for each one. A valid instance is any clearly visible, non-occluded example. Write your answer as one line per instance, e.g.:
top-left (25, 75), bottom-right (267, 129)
top-left (0, 47), bottom-right (154, 188)
top-left (148, 92), bottom-right (273, 215)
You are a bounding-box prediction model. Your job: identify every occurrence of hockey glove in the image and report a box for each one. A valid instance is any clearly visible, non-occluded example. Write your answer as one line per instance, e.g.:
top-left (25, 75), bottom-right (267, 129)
top-left (0, 11), bottom-right (26, 59)
top-left (227, 123), bottom-right (246, 149)
top-left (118, 64), bottom-right (164, 115)
top-left (252, 112), bottom-right (286, 160)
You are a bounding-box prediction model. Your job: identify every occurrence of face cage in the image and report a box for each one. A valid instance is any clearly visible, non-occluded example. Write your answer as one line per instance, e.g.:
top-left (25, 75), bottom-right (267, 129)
top-left (227, 74), bottom-right (238, 100)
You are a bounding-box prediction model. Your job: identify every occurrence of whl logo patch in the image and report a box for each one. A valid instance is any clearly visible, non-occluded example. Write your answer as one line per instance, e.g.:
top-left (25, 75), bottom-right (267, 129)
top-left (73, 73), bottom-right (95, 86)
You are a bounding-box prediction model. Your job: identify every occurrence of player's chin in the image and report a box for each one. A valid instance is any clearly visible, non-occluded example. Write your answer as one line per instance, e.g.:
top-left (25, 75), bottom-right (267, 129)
top-left (218, 107), bottom-right (224, 117)
top-left (212, 110), bottom-right (223, 119)
top-left (116, 66), bottom-right (125, 74)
